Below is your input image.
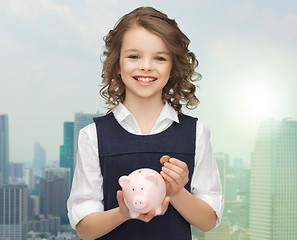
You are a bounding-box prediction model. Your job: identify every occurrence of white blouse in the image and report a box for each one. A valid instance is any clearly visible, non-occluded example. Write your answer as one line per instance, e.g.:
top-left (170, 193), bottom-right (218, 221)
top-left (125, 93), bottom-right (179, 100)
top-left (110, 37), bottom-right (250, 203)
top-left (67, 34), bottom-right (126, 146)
top-left (67, 102), bottom-right (224, 229)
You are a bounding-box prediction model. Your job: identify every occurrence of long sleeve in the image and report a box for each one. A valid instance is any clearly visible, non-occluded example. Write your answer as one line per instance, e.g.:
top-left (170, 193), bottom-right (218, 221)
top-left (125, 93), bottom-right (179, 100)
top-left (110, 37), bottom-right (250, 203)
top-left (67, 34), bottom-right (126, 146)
top-left (190, 121), bottom-right (224, 227)
top-left (67, 123), bottom-right (104, 229)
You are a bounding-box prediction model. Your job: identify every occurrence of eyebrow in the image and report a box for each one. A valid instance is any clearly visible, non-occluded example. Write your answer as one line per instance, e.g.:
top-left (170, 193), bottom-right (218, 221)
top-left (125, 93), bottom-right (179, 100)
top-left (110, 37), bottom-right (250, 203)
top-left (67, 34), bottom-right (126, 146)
top-left (124, 48), bottom-right (171, 56)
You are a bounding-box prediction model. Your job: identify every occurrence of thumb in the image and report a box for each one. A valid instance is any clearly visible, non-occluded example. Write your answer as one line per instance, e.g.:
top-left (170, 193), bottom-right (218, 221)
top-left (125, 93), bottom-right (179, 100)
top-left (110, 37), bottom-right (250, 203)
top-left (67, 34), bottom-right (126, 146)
top-left (117, 190), bottom-right (131, 220)
top-left (117, 190), bottom-right (124, 203)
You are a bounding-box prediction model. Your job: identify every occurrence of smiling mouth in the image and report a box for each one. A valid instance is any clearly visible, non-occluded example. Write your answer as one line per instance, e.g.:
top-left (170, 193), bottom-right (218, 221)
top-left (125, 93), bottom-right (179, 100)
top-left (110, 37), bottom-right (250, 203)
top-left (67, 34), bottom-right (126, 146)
top-left (133, 76), bottom-right (158, 83)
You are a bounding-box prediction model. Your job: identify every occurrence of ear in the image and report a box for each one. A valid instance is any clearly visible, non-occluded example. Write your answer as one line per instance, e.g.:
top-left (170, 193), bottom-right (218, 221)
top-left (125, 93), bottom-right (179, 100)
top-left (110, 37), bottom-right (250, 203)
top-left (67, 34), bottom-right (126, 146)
top-left (144, 173), bottom-right (157, 185)
top-left (119, 176), bottom-right (131, 188)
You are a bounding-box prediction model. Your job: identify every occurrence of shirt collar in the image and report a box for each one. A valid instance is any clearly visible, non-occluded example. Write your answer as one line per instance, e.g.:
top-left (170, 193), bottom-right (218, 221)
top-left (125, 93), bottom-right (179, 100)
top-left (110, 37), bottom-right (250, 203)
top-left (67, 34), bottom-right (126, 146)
top-left (113, 103), bottom-right (133, 124)
top-left (113, 102), bottom-right (179, 124)
top-left (157, 101), bottom-right (179, 124)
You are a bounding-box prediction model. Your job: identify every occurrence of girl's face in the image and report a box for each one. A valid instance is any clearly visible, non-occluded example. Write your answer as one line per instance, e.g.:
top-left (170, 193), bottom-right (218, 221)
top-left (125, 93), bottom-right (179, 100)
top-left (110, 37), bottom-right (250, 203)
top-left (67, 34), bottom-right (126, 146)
top-left (119, 26), bottom-right (172, 103)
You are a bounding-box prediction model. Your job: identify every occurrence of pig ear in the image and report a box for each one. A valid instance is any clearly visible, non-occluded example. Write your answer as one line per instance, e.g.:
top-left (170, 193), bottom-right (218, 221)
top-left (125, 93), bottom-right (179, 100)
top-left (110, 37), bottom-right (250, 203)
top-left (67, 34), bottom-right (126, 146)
top-left (144, 173), bottom-right (157, 185)
top-left (119, 176), bottom-right (131, 188)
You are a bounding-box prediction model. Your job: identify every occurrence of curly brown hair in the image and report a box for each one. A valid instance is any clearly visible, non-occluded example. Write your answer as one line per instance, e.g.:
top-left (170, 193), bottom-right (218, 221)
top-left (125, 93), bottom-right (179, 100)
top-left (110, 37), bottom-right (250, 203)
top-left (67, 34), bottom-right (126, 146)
top-left (100, 6), bottom-right (201, 113)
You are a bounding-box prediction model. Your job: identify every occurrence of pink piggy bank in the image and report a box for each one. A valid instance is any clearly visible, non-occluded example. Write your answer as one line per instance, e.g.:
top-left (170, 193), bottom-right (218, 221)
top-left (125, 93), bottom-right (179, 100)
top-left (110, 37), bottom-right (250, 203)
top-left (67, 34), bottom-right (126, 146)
top-left (118, 168), bottom-right (166, 218)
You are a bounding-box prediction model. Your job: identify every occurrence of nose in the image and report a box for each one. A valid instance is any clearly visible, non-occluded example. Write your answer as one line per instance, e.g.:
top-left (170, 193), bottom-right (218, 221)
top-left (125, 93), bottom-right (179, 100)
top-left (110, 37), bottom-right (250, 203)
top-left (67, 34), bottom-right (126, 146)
top-left (140, 58), bottom-right (153, 72)
top-left (133, 199), bottom-right (143, 208)
top-left (133, 196), bottom-right (146, 210)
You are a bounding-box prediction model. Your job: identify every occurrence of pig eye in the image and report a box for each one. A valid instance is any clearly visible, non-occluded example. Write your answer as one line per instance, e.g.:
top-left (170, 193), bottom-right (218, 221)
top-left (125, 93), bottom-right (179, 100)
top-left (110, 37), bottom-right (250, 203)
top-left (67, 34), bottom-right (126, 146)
top-left (139, 170), bottom-right (142, 173)
top-left (132, 188), bottom-right (135, 191)
top-left (141, 188), bottom-right (143, 190)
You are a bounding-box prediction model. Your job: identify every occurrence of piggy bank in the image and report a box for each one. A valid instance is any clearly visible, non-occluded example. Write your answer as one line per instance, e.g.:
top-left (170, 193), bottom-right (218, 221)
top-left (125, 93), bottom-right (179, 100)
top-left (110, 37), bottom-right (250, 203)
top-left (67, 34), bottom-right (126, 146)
top-left (118, 168), bottom-right (166, 218)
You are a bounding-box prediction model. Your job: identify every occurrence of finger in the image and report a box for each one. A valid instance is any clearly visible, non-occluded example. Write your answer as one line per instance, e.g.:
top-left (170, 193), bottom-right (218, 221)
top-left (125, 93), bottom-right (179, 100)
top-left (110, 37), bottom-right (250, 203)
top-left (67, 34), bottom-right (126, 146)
top-left (117, 191), bottom-right (127, 209)
top-left (160, 169), bottom-right (178, 185)
top-left (163, 169), bottom-right (183, 185)
top-left (117, 190), bottom-right (131, 219)
top-left (166, 159), bottom-right (189, 178)
top-left (117, 190), bottom-right (124, 204)
top-left (169, 158), bottom-right (189, 173)
top-left (139, 210), bottom-right (155, 222)
top-left (160, 196), bottom-right (170, 215)
top-left (162, 164), bottom-right (187, 184)
top-left (160, 171), bottom-right (171, 185)
top-left (164, 162), bottom-right (186, 176)
top-left (163, 196), bottom-right (170, 207)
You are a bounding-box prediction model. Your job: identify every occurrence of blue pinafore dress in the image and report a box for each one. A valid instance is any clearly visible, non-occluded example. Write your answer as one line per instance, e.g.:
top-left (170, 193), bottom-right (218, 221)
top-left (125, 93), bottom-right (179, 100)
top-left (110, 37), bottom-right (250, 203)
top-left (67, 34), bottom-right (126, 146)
top-left (93, 113), bottom-right (197, 240)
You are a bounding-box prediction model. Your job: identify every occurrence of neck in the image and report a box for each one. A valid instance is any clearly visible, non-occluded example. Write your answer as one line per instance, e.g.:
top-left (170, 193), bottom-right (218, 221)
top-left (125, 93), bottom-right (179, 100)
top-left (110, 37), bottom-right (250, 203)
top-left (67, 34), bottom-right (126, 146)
top-left (123, 95), bottom-right (164, 134)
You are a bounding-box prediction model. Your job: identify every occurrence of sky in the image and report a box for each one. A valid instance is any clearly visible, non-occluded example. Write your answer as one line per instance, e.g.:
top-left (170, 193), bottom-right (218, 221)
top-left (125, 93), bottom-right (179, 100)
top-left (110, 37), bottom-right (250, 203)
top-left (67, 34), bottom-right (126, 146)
top-left (1, 0), bottom-right (297, 168)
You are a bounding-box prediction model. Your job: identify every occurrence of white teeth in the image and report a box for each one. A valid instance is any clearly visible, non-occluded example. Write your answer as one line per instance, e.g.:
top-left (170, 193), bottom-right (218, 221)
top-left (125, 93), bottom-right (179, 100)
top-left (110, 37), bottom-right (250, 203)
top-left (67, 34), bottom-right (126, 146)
top-left (135, 77), bottom-right (155, 82)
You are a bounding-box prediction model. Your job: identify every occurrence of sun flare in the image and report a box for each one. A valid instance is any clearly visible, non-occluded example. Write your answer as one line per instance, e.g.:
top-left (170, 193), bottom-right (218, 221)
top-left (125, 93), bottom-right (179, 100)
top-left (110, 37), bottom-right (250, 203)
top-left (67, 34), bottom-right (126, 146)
top-left (242, 83), bottom-right (278, 120)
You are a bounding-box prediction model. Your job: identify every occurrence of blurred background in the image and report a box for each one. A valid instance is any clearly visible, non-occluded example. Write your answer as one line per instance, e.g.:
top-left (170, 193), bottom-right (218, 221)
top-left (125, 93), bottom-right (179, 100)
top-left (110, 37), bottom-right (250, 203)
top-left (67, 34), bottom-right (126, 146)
top-left (0, 0), bottom-right (296, 239)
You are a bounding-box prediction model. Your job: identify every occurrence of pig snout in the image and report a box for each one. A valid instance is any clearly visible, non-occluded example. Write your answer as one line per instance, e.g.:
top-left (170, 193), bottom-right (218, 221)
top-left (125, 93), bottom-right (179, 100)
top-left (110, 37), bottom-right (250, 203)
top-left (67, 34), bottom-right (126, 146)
top-left (132, 196), bottom-right (147, 210)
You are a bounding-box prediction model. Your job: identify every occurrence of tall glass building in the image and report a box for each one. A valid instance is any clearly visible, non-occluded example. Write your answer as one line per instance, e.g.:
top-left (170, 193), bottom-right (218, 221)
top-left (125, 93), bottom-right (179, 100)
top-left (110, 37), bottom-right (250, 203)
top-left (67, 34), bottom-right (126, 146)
top-left (60, 122), bottom-right (74, 180)
top-left (33, 143), bottom-right (46, 178)
top-left (214, 152), bottom-right (230, 195)
top-left (0, 114), bottom-right (9, 184)
top-left (249, 119), bottom-right (297, 239)
top-left (73, 112), bottom-right (103, 169)
top-left (0, 185), bottom-right (29, 240)
top-left (44, 168), bottom-right (70, 224)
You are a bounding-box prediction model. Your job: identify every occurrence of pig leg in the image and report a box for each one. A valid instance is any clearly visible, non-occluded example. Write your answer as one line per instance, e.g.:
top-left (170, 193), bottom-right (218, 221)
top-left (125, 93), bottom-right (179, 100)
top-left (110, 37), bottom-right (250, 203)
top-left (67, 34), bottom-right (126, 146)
top-left (130, 211), bottom-right (140, 219)
top-left (155, 207), bottom-right (162, 215)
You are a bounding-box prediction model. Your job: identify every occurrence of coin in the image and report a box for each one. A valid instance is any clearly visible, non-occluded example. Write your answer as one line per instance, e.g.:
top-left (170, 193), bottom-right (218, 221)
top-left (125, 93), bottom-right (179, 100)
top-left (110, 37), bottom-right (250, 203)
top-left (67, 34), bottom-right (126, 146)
top-left (160, 155), bottom-right (170, 164)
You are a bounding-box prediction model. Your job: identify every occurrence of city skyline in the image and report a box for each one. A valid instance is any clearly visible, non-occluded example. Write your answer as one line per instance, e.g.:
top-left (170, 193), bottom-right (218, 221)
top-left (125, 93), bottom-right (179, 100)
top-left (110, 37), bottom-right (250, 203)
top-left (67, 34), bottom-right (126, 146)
top-left (3, 112), bottom-right (296, 169)
top-left (1, 1), bottom-right (297, 169)
top-left (1, 115), bottom-right (296, 239)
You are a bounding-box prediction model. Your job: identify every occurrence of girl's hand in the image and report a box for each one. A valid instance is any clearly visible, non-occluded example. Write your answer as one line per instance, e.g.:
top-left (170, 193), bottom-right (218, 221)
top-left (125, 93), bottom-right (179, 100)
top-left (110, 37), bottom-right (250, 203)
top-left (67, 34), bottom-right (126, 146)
top-left (160, 158), bottom-right (189, 197)
top-left (116, 191), bottom-right (171, 222)
top-left (116, 190), bottom-right (132, 220)
top-left (138, 195), bottom-right (170, 222)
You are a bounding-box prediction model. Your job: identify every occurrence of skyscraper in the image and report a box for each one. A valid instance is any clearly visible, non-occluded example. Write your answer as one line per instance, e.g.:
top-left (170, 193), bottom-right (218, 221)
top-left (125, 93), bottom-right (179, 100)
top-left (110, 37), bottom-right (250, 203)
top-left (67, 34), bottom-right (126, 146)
top-left (214, 152), bottom-right (230, 195)
top-left (33, 143), bottom-right (46, 178)
top-left (249, 119), bottom-right (297, 239)
top-left (0, 114), bottom-right (9, 184)
top-left (44, 168), bottom-right (70, 224)
top-left (9, 162), bottom-right (24, 179)
top-left (0, 184), bottom-right (29, 240)
top-left (24, 167), bottom-right (34, 190)
top-left (9, 162), bottom-right (24, 184)
top-left (232, 158), bottom-right (244, 169)
top-left (73, 112), bottom-right (103, 168)
top-left (60, 122), bottom-right (74, 179)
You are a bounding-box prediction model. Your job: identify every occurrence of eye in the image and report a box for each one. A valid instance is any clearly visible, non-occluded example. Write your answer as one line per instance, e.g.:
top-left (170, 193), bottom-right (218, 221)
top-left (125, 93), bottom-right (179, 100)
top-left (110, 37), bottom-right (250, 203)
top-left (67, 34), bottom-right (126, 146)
top-left (132, 188), bottom-right (135, 191)
top-left (128, 55), bottom-right (139, 59)
top-left (155, 56), bottom-right (166, 61)
top-left (141, 188), bottom-right (144, 191)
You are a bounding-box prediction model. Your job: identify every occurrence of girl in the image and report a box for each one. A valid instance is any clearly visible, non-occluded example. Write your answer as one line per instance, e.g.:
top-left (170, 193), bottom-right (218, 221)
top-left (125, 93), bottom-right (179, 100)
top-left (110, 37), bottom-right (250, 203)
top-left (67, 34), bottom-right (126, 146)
top-left (67, 6), bottom-right (224, 240)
